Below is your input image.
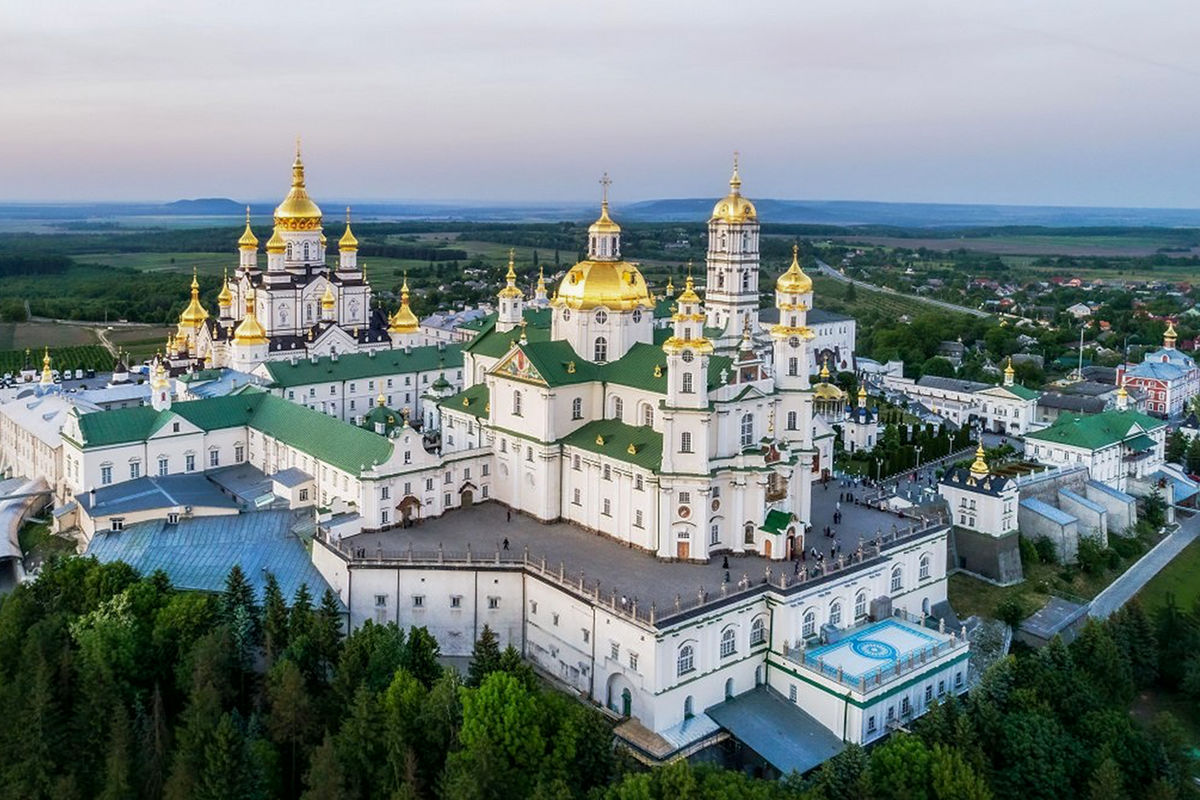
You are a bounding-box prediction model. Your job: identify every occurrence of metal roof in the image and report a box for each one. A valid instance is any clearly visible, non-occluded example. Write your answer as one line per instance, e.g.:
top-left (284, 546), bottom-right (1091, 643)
top-left (706, 687), bottom-right (845, 775)
top-left (1019, 497), bottom-right (1077, 526)
top-left (86, 509), bottom-right (340, 608)
top-left (77, 474), bottom-right (240, 516)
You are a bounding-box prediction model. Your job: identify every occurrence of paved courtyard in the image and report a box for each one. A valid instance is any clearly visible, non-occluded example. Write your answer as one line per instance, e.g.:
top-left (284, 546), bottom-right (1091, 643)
top-left (342, 482), bottom-right (920, 615)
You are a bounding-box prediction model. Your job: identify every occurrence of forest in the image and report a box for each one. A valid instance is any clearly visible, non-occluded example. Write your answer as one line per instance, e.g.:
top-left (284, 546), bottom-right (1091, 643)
top-left (0, 555), bottom-right (1196, 800)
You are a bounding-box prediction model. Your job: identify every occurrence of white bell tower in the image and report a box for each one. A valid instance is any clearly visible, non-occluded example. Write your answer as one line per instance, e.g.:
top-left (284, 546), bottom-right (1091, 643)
top-left (705, 155), bottom-right (761, 341)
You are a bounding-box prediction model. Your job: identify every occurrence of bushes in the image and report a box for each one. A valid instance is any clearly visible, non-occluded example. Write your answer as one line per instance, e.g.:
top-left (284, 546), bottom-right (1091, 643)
top-left (995, 596), bottom-right (1028, 627)
top-left (1019, 536), bottom-right (1040, 567)
top-left (1033, 536), bottom-right (1058, 565)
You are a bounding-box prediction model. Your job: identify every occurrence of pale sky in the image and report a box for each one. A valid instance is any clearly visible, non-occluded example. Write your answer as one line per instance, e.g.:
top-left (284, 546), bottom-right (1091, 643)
top-left (2, 0), bottom-right (1197, 207)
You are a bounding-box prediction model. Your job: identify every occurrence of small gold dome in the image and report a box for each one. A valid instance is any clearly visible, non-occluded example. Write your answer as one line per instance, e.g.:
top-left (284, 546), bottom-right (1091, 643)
top-left (552, 260), bottom-right (653, 311)
top-left (857, 384), bottom-right (867, 399)
top-left (321, 283), bottom-right (336, 310)
top-left (677, 270), bottom-right (701, 305)
top-left (498, 250), bottom-right (523, 299)
top-left (1004, 357), bottom-right (1015, 379)
top-left (777, 245), bottom-right (813, 295)
top-left (238, 207), bottom-right (258, 249)
top-left (217, 268), bottom-right (233, 307)
top-left (234, 289), bottom-right (269, 345)
top-left (178, 268), bottom-right (210, 331)
top-left (389, 277), bottom-right (419, 334)
top-left (265, 227), bottom-right (286, 254)
top-left (339, 206), bottom-right (358, 251)
top-left (711, 157), bottom-right (757, 224)
top-left (969, 443), bottom-right (989, 477)
top-left (1165, 320), bottom-right (1178, 342)
top-left (589, 201), bottom-right (621, 235)
top-left (273, 144), bottom-right (323, 230)
top-left (814, 381), bottom-right (845, 401)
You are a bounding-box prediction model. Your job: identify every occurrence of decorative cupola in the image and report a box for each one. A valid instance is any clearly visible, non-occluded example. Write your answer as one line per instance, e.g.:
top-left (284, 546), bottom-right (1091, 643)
top-left (1004, 356), bottom-right (1015, 387)
top-left (217, 267), bottom-right (234, 319)
top-left (150, 357), bottom-right (172, 411)
top-left (664, 275), bottom-right (675, 299)
top-left (233, 289), bottom-right (269, 346)
top-left (967, 443), bottom-right (989, 485)
top-left (237, 206), bottom-right (258, 271)
top-left (39, 347), bottom-right (53, 390)
top-left (531, 264), bottom-right (549, 308)
top-left (176, 267), bottom-right (210, 343)
top-left (265, 227), bottom-right (286, 271)
top-left (1165, 320), bottom-right (1178, 350)
top-left (587, 173), bottom-right (621, 261)
top-left (770, 245), bottom-right (815, 389)
top-left (320, 283), bottom-right (336, 322)
top-left (1116, 377), bottom-right (1130, 411)
top-left (857, 384), bottom-right (868, 409)
top-left (704, 154), bottom-right (762, 337)
top-left (662, 271), bottom-right (712, 410)
top-left (388, 275), bottom-right (420, 342)
top-left (339, 206), bottom-right (359, 271)
top-left (497, 249), bottom-right (525, 331)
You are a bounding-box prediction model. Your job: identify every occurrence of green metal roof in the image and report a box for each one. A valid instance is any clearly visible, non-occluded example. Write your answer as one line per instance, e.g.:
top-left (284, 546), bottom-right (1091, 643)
top-left (516, 340), bottom-right (602, 387)
top-left (559, 418), bottom-right (663, 471)
top-left (260, 345), bottom-right (463, 388)
top-left (465, 312), bottom-right (553, 358)
top-left (76, 393), bottom-right (393, 475)
top-left (441, 383), bottom-right (489, 419)
top-left (1125, 433), bottom-right (1156, 452)
top-left (1025, 409), bottom-right (1163, 451)
top-left (760, 509), bottom-right (796, 534)
top-left (601, 342), bottom-right (733, 394)
top-left (1001, 384), bottom-right (1040, 400)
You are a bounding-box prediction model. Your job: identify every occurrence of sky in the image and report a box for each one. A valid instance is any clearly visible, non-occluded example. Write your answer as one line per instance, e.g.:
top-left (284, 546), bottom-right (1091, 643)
top-left (2, 0), bottom-right (1198, 207)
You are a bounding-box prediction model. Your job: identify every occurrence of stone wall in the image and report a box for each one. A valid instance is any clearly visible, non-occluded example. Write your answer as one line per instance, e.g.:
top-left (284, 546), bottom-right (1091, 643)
top-left (951, 527), bottom-right (1023, 586)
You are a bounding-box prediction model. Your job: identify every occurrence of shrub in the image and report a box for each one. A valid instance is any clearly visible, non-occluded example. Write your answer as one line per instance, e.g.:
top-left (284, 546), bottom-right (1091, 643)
top-left (995, 596), bottom-right (1027, 627)
top-left (1018, 536), bottom-right (1040, 567)
top-left (1034, 536), bottom-right (1058, 565)
top-left (1077, 538), bottom-right (1109, 575)
top-left (1109, 534), bottom-right (1145, 560)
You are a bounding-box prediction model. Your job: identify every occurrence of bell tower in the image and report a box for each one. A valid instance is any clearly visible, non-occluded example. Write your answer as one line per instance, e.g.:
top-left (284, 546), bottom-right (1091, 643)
top-left (497, 249), bottom-right (525, 333)
top-left (705, 155), bottom-right (761, 341)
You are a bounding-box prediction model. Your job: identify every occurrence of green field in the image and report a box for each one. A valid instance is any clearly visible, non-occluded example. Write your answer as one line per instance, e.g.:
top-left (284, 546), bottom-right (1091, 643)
top-left (76, 251), bottom-right (232, 275)
top-left (1137, 537), bottom-right (1200, 612)
top-left (0, 321), bottom-right (98, 350)
top-left (811, 275), bottom-right (964, 320)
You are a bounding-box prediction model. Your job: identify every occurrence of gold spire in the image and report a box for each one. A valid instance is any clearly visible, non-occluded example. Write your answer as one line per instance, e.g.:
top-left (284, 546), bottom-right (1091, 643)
top-left (1004, 356), bottom-right (1015, 376)
top-left (238, 206), bottom-right (258, 249)
top-left (233, 289), bottom-right (268, 345)
top-left (177, 267), bottom-right (210, 331)
top-left (776, 244), bottom-right (813, 294)
top-left (151, 357), bottom-right (170, 390)
top-left (589, 172), bottom-right (620, 234)
top-left (265, 227), bottom-right (286, 254)
top-left (273, 140), bottom-right (323, 230)
top-left (820, 356), bottom-right (831, 380)
top-left (536, 264), bottom-right (547, 294)
top-left (40, 347), bottom-right (52, 384)
top-left (389, 274), bottom-right (419, 334)
top-left (499, 249), bottom-right (523, 299)
top-left (711, 153), bottom-right (757, 223)
top-left (217, 267), bottom-right (233, 307)
top-left (665, 275), bottom-right (675, 297)
top-left (339, 206), bottom-right (358, 251)
top-left (377, 390), bottom-right (386, 407)
top-left (321, 283), bottom-right (336, 310)
top-left (857, 384), bottom-right (867, 400)
top-left (677, 263), bottom-right (701, 305)
top-left (1165, 320), bottom-right (1178, 346)
top-left (969, 443), bottom-right (989, 478)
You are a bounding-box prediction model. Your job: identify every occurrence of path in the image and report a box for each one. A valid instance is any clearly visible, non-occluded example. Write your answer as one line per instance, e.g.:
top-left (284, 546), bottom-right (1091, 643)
top-left (1089, 512), bottom-right (1200, 619)
top-left (815, 260), bottom-right (991, 319)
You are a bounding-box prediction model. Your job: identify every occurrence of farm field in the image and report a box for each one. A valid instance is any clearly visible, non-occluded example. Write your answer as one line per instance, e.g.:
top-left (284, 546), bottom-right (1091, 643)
top-left (0, 321), bottom-right (98, 350)
top-left (106, 325), bottom-right (175, 362)
top-left (829, 233), bottom-right (1199, 258)
top-left (76, 252), bottom-right (231, 275)
top-left (810, 275), bottom-right (964, 320)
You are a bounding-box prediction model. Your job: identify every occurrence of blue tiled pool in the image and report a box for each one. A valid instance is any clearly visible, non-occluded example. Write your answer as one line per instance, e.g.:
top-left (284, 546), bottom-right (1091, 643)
top-left (804, 619), bottom-right (945, 682)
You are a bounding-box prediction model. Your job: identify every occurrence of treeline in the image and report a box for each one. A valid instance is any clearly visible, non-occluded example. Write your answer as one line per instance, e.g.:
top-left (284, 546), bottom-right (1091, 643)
top-left (0, 253), bottom-right (72, 276)
top-left (359, 243), bottom-right (468, 261)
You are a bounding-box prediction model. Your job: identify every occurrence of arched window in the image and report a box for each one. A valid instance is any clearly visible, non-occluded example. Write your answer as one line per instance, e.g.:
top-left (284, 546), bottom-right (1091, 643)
top-left (750, 617), bottom-right (766, 646)
top-left (725, 677), bottom-right (734, 700)
top-left (512, 390), bottom-right (522, 417)
top-left (830, 600), bottom-right (842, 628)
top-left (744, 522), bottom-right (755, 545)
top-left (919, 553), bottom-right (931, 580)
top-left (788, 357), bottom-right (798, 376)
top-left (720, 627), bottom-right (736, 658)
top-left (594, 337), bottom-right (608, 362)
top-left (286, 243), bottom-right (293, 259)
top-left (677, 644), bottom-right (695, 676)
top-left (802, 609), bottom-right (816, 639)
top-left (612, 396), bottom-right (623, 421)
top-left (741, 271), bottom-right (750, 290)
top-left (303, 242), bottom-right (310, 260)
top-left (855, 591), bottom-right (868, 620)
top-left (891, 566), bottom-right (903, 592)
top-left (741, 413), bottom-right (754, 448)
top-left (680, 431), bottom-right (693, 453)
top-left (571, 398), bottom-right (582, 420)
top-left (681, 372), bottom-right (694, 394)
top-left (786, 411), bottom-right (798, 430)
top-left (684, 695), bottom-right (694, 719)
top-left (642, 404), bottom-right (654, 427)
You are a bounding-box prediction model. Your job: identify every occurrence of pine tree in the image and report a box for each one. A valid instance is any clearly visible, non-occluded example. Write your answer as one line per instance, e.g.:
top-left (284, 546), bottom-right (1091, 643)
top-left (290, 583), bottom-right (314, 643)
top-left (221, 565), bottom-right (256, 628)
top-left (467, 624), bottom-right (502, 687)
top-left (403, 626), bottom-right (442, 688)
top-left (266, 658), bottom-right (316, 797)
top-left (336, 686), bottom-right (386, 799)
top-left (164, 680), bottom-right (222, 800)
top-left (196, 712), bottom-right (258, 800)
top-left (138, 683), bottom-right (170, 800)
top-left (302, 733), bottom-right (345, 800)
top-left (1087, 756), bottom-right (1126, 800)
top-left (98, 703), bottom-right (136, 800)
top-left (313, 589), bottom-right (344, 683)
top-left (497, 644), bottom-right (538, 691)
top-left (261, 573), bottom-right (289, 666)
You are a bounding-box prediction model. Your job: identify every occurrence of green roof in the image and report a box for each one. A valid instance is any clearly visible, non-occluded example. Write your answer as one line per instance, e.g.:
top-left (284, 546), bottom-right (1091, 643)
top-left (465, 311), bottom-right (553, 358)
top-left (76, 393), bottom-right (392, 475)
top-left (1025, 409), bottom-right (1163, 451)
top-left (601, 342), bottom-right (733, 394)
top-left (1126, 433), bottom-right (1156, 452)
top-left (559, 418), bottom-right (663, 471)
top-left (442, 383), bottom-right (489, 419)
top-left (260, 345), bottom-right (463, 388)
top-left (1002, 384), bottom-right (1040, 400)
top-left (760, 509), bottom-right (796, 534)
top-left (515, 340), bottom-right (602, 387)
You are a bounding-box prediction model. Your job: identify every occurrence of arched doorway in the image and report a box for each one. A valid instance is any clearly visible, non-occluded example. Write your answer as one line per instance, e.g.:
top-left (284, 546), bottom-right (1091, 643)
top-left (755, 665), bottom-right (764, 686)
top-left (763, 539), bottom-right (772, 559)
top-left (724, 677), bottom-right (734, 700)
top-left (621, 689), bottom-right (632, 717)
top-left (786, 526), bottom-right (796, 560)
top-left (398, 495), bottom-right (421, 524)
top-left (458, 481), bottom-right (477, 507)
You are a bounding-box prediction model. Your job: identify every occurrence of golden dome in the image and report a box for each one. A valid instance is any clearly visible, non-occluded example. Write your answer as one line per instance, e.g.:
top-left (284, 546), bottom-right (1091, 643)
top-left (178, 268), bottom-right (210, 331)
top-left (814, 381), bottom-right (845, 401)
top-left (1165, 320), bottom-right (1178, 342)
top-left (777, 245), bottom-right (812, 295)
top-left (265, 227), bottom-right (286, 254)
top-left (389, 277), bottom-right (419, 334)
top-left (273, 143), bottom-right (323, 231)
top-left (40, 347), bottom-right (52, 384)
top-left (1004, 357), bottom-right (1015, 379)
top-left (677, 269), bottom-right (701, 305)
top-left (498, 249), bottom-right (523, 299)
top-left (819, 358), bottom-right (831, 380)
top-left (238, 206), bottom-right (258, 249)
top-left (321, 283), bottom-right (336, 310)
top-left (339, 206), bottom-right (358, 251)
top-left (711, 156), bottom-right (757, 224)
top-left (589, 172), bottom-right (620, 234)
top-left (217, 268), bottom-right (233, 307)
top-left (857, 384), bottom-right (867, 399)
top-left (969, 443), bottom-right (989, 478)
top-left (552, 259), bottom-right (653, 311)
top-left (233, 289), bottom-right (268, 346)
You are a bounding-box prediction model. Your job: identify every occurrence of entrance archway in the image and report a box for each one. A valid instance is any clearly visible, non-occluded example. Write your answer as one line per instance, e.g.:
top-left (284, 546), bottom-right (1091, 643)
top-left (763, 539), bottom-right (772, 559)
top-left (621, 689), bottom-right (632, 717)
top-left (398, 495), bottom-right (421, 523)
top-left (461, 490), bottom-right (474, 507)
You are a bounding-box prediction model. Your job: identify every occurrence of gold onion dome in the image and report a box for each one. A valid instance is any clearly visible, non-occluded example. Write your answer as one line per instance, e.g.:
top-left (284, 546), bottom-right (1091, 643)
top-left (711, 155), bottom-right (757, 223)
top-left (339, 206), bottom-right (358, 251)
top-left (1004, 357), bottom-right (1015, 378)
top-left (321, 284), bottom-right (336, 310)
top-left (178, 268), bottom-right (210, 330)
top-left (554, 260), bottom-right (652, 311)
top-left (265, 227), bottom-right (286, 254)
top-left (969, 443), bottom-right (989, 477)
top-left (238, 207), bottom-right (258, 249)
top-left (1165, 320), bottom-right (1178, 341)
top-left (857, 384), bottom-right (867, 399)
top-left (498, 249), bottom-right (523, 299)
top-left (389, 277), bottom-right (419, 334)
top-left (273, 142), bottom-right (323, 230)
top-left (40, 347), bottom-right (52, 382)
top-left (777, 244), bottom-right (813, 295)
top-left (677, 270), bottom-right (702, 305)
top-left (234, 289), bottom-right (269, 345)
top-left (217, 269), bottom-right (233, 306)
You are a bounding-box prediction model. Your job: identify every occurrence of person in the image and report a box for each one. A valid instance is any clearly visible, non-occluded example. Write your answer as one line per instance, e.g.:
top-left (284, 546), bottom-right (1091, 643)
top-left (502, 537), bottom-right (510, 550)
top-left (506, 509), bottom-right (512, 522)
top-left (722, 555), bottom-right (729, 569)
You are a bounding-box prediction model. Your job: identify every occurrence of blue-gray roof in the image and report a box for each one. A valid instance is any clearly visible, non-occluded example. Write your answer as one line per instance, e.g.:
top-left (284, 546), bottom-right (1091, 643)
top-left (78, 474), bottom-right (240, 516)
top-left (1019, 497), bottom-right (1076, 526)
top-left (1085, 480), bottom-right (1134, 503)
top-left (86, 509), bottom-right (340, 608)
top-left (1058, 487), bottom-right (1106, 516)
top-left (706, 687), bottom-right (845, 775)
top-left (271, 467), bottom-right (312, 488)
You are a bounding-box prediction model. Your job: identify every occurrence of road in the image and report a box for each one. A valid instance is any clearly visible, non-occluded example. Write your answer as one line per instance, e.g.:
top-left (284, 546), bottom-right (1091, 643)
top-left (814, 260), bottom-right (991, 319)
top-left (1089, 511), bottom-right (1200, 619)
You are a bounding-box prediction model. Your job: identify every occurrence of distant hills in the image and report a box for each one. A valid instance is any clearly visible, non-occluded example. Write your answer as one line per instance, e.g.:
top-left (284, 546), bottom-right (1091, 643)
top-left (4, 196), bottom-right (1200, 229)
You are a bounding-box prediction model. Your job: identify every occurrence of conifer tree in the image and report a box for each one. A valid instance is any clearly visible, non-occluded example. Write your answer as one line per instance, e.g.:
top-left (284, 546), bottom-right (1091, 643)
top-left (98, 703), bottom-right (136, 800)
top-left (301, 733), bottom-right (345, 800)
top-left (467, 624), bottom-right (502, 687)
top-left (197, 712), bottom-right (259, 800)
top-left (313, 589), bottom-right (345, 682)
top-left (261, 572), bottom-right (289, 666)
top-left (403, 626), bottom-right (442, 688)
top-left (290, 583), bottom-right (314, 643)
top-left (266, 658), bottom-right (316, 797)
top-left (1087, 756), bottom-right (1126, 800)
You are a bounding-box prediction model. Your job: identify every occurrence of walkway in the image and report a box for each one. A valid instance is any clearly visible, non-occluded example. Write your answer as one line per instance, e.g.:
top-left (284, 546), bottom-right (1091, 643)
top-left (814, 260), bottom-right (990, 318)
top-left (1089, 511), bottom-right (1200, 619)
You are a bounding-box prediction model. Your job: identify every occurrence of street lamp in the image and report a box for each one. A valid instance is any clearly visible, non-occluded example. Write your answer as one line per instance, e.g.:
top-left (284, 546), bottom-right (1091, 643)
top-left (914, 445), bottom-right (923, 470)
top-left (875, 458), bottom-right (883, 483)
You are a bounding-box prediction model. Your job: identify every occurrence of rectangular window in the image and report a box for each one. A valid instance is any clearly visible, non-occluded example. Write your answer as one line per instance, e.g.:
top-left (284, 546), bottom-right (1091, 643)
top-left (234, 445), bottom-right (244, 462)
top-left (530, 600), bottom-right (538, 614)
top-left (426, 477), bottom-right (434, 491)
top-left (610, 642), bottom-right (619, 660)
top-left (582, 629), bottom-right (590, 643)
top-left (867, 716), bottom-right (877, 733)
top-left (603, 464), bottom-right (611, 481)
top-left (679, 491), bottom-right (690, 504)
top-left (552, 613), bottom-right (559, 626)
top-left (381, 486), bottom-right (390, 500)
top-left (374, 594), bottom-right (387, 608)
top-left (789, 684), bottom-right (797, 703)
top-left (482, 463), bottom-right (490, 477)
top-left (634, 474), bottom-right (643, 491)
top-left (111, 518), bottom-right (124, 531)
top-left (444, 471), bottom-right (452, 484)
top-left (573, 455), bottom-right (581, 470)
top-left (602, 498), bottom-right (611, 516)
top-left (925, 685), bottom-right (933, 703)
top-left (629, 652), bottom-right (638, 671)
top-left (901, 697), bottom-right (910, 716)
top-left (482, 485), bottom-right (489, 498)
top-left (129, 462), bottom-right (141, 480)
top-left (487, 597), bottom-right (499, 609)
top-left (412, 595), bottom-right (424, 608)
top-left (381, 510), bottom-right (389, 524)
top-left (634, 510), bottom-right (644, 528)
top-left (209, 450), bottom-right (219, 467)
top-left (299, 488), bottom-right (309, 502)
top-left (444, 493), bottom-right (452, 507)
top-left (681, 432), bottom-right (693, 453)
top-left (158, 457), bottom-right (169, 477)
top-left (450, 596), bottom-right (462, 608)
top-left (938, 680), bottom-right (946, 696)
top-left (185, 454), bottom-right (195, 472)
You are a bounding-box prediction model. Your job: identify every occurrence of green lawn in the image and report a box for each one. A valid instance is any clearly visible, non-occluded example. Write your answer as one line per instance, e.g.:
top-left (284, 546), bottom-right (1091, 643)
top-left (1137, 538), bottom-right (1200, 613)
top-left (76, 252), bottom-right (232, 275)
top-left (17, 521), bottom-right (75, 563)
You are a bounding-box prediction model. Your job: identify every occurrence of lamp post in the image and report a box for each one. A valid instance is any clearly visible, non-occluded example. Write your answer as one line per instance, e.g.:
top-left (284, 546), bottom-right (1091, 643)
top-left (875, 457), bottom-right (883, 483)
top-left (914, 445), bottom-right (923, 470)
